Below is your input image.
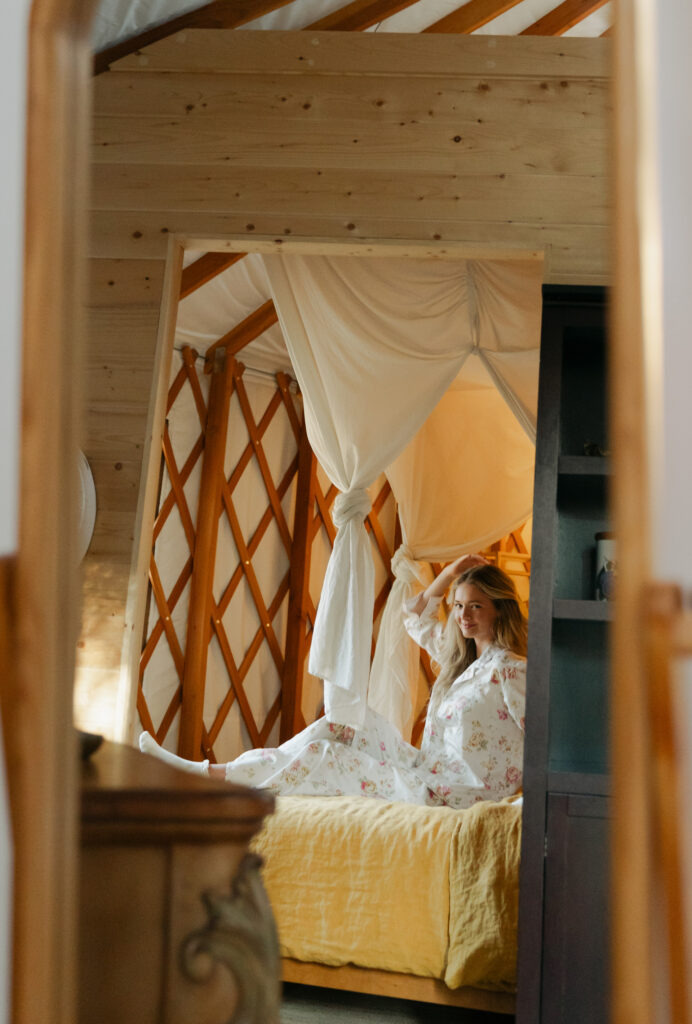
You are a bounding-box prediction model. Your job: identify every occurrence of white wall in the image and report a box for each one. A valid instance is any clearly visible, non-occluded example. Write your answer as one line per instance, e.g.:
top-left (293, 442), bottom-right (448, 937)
top-left (656, 4), bottom-right (692, 584)
top-left (653, 2), bottom-right (692, 1013)
top-left (0, 6), bottom-right (29, 1022)
top-left (1, 13), bottom-right (26, 558)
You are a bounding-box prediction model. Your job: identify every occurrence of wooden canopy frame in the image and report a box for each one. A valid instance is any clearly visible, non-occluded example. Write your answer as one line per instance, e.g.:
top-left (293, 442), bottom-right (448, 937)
top-left (3, 5), bottom-right (675, 1024)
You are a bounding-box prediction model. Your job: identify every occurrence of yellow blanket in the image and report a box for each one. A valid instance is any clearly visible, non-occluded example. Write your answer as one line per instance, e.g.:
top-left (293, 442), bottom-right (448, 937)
top-left (250, 794), bottom-right (521, 990)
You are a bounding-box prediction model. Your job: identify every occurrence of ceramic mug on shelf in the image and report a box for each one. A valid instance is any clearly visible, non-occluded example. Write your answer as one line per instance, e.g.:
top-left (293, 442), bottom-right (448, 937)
top-left (595, 532), bottom-right (616, 601)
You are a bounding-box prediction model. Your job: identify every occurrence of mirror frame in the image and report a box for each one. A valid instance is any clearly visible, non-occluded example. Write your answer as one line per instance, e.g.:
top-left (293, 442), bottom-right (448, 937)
top-left (9, 4), bottom-right (656, 1022)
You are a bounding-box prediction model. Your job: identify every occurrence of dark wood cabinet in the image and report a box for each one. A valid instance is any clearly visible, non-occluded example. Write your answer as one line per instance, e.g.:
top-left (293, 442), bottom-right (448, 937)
top-left (517, 286), bottom-right (611, 1024)
top-left (541, 794), bottom-right (610, 1024)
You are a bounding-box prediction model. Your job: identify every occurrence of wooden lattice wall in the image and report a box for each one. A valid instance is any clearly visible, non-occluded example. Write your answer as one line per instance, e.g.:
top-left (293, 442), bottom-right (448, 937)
top-left (137, 343), bottom-right (401, 761)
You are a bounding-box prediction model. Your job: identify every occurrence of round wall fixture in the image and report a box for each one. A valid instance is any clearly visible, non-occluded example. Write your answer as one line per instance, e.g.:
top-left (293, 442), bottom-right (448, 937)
top-left (78, 451), bottom-right (97, 562)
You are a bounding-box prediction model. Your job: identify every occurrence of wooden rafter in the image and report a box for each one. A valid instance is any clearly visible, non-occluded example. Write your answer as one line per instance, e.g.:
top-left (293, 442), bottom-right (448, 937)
top-left (93, 0), bottom-right (298, 74)
top-left (204, 299), bottom-right (278, 368)
top-left (520, 0), bottom-right (609, 35)
top-left (423, 0), bottom-right (525, 34)
top-left (179, 252), bottom-right (246, 300)
top-left (307, 0), bottom-right (421, 31)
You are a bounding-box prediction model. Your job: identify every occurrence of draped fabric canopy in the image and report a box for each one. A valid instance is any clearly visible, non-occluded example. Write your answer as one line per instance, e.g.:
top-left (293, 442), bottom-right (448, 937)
top-left (263, 254), bottom-right (543, 729)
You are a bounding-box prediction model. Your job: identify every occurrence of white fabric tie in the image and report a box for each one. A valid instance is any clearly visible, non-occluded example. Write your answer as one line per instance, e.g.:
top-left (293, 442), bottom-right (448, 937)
top-left (308, 486), bottom-right (375, 728)
top-left (390, 545), bottom-right (429, 586)
top-left (332, 488), bottom-right (371, 528)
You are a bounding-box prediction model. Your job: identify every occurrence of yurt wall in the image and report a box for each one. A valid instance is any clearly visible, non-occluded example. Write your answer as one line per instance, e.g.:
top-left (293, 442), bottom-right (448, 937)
top-left (77, 30), bottom-right (610, 736)
top-left (136, 337), bottom-right (402, 760)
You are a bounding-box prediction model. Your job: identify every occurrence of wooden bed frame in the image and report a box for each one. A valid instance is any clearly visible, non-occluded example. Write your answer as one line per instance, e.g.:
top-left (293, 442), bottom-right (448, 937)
top-left (282, 957), bottom-right (516, 1014)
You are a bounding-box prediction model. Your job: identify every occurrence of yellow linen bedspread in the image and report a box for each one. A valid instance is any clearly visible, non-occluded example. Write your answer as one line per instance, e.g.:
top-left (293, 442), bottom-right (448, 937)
top-left (250, 794), bottom-right (521, 991)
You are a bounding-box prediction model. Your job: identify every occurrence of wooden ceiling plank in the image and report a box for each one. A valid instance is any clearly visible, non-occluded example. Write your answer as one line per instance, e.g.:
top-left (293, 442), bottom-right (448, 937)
top-left (179, 252), bottom-right (246, 299)
top-left (423, 0), bottom-right (525, 35)
top-left (306, 0), bottom-right (421, 32)
top-left (520, 0), bottom-right (609, 36)
top-left (94, 0), bottom-right (297, 74)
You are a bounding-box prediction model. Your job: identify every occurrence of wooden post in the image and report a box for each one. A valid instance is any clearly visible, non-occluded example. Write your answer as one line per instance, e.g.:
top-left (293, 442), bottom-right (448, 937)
top-left (645, 584), bottom-right (690, 1024)
top-left (178, 351), bottom-right (234, 759)
top-left (611, 3), bottom-right (656, 1021)
top-left (280, 422), bottom-right (315, 742)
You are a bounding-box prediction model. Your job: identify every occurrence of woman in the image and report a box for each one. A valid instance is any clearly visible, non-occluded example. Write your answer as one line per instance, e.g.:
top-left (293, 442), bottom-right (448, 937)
top-left (139, 555), bottom-right (527, 809)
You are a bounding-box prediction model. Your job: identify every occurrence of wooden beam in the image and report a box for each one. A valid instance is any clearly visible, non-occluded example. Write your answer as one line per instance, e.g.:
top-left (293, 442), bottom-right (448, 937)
top-left (0, 555), bottom-right (16, 806)
top-left (179, 252), bottom-right (246, 300)
top-left (14, 1), bottom-right (99, 1022)
top-left (645, 585), bottom-right (691, 1024)
top-left (204, 299), bottom-right (278, 367)
top-left (307, 0), bottom-right (420, 32)
top-left (423, 0), bottom-right (524, 34)
top-left (520, 0), bottom-right (609, 36)
top-left (280, 422), bottom-right (315, 741)
top-left (178, 351), bottom-right (234, 759)
top-left (93, 0), bottom-right (297, 74)
top-left (107, 31), bottom-right (611, 79)
top-left (282, 958), bottom-right (516, 1014)
top-left (611, 0), bottom-right (655, 1018)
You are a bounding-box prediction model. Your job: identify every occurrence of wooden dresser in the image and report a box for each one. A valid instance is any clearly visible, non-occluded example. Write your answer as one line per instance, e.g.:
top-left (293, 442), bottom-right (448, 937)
top-left (79, 741), bottom-right (278, 1024)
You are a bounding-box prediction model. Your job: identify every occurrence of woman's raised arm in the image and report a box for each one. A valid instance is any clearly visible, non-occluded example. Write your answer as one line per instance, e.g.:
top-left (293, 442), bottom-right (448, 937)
top-left (408, 553), bottom-right (489, 617)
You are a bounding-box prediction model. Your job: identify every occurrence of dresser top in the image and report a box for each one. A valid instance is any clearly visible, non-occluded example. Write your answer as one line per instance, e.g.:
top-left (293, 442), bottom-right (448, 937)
top-left (81, 740), bottom-right (274, 845)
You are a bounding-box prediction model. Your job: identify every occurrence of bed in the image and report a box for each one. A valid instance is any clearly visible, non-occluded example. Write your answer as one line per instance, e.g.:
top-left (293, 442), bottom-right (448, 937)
top-left (250, 793), bottom-right (522, 1014)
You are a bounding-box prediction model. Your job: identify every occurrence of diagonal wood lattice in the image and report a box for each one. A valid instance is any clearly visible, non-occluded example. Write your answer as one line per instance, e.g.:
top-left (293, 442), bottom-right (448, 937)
top-left (138, 342), bottom-right (400, 762)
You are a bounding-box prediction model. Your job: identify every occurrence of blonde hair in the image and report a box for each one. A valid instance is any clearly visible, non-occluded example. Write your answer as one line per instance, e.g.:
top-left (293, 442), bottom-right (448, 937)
top-left (433, 564), bottom-right (528, 697)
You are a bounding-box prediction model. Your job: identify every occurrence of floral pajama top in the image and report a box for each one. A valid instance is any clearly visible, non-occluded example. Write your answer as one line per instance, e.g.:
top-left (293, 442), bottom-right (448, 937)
top-left (224, 596), bottom-right (526, 809)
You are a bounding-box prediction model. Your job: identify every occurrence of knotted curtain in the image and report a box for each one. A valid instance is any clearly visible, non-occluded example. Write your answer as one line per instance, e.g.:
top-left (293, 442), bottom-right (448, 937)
top-left (263, 254), bottom-right (542, 729)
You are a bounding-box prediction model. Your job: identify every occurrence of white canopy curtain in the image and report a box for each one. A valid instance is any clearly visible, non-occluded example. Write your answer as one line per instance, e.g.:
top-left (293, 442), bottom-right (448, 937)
top-left (263, 254), bottom-right (543, 730)
top-left (369, 260), bottom-right (542, 736)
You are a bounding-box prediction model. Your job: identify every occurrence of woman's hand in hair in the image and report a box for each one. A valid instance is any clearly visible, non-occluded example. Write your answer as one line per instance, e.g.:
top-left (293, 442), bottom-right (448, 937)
top-left (410, 554), bottom-right (490, 616)
top-left (444, 553), bottom-right (490, 579)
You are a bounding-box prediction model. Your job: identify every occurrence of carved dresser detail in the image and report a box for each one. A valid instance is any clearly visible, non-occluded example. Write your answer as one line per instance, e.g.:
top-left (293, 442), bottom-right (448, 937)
top-left (79, 741), bottom-right (278, 1024)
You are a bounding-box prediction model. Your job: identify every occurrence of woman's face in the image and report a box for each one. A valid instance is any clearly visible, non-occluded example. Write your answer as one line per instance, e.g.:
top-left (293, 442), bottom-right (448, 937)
top-left (453, 582), bottom-right (498, 647)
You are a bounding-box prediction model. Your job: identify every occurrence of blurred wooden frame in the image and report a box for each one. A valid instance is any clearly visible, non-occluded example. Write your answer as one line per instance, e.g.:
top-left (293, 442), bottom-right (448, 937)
top-left (611, 2), bottom-right (667, 1022)
top-left (4, 2), bottom-right (100, 1023)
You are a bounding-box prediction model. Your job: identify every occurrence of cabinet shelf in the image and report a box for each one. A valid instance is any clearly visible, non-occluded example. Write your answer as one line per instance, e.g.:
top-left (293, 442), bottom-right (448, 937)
top-left (547, 771), bottom-right (611, 796)
top-left (553, 599), bottom-right (613, 621)
top-left (558, 455), bottom-right (612, 476)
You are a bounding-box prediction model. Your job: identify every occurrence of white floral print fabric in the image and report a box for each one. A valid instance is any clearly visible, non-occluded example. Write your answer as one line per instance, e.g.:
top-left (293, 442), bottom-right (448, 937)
top-left (224, 596), bottom-right (525, 809)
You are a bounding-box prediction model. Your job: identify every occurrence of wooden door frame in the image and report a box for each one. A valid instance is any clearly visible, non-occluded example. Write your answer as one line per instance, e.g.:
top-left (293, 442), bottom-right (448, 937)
top-left (9, 3), bottom-right (657, 1023)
